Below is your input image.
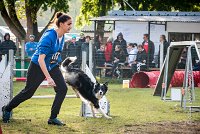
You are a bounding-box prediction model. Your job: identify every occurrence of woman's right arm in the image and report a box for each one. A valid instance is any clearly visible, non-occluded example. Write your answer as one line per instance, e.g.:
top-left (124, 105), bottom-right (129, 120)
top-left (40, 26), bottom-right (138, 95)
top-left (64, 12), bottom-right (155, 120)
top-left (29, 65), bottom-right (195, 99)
top-left (38, 54), bottom-right (56, 87)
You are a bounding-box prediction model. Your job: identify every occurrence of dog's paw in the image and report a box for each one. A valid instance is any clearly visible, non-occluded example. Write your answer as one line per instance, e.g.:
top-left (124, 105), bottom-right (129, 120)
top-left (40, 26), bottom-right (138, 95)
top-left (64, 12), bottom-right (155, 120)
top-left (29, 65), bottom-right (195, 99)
top-left (93, 115), bottom-right (100, 118)
top-left (105, 115), bottom-right (112, 119)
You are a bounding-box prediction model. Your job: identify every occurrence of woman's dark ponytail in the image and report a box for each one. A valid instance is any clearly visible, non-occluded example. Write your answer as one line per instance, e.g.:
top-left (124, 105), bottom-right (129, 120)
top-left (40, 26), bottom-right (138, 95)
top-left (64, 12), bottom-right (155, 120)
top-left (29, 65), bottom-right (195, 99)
top-left (49, 12), bottom-right (71, 28)
top-left (56, 12), bottom-right (63, 19)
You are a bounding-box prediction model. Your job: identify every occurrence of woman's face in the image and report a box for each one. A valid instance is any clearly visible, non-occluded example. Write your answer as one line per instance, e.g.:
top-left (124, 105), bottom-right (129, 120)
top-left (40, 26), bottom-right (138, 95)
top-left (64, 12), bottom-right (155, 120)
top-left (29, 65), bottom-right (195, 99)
top-left (60, 19), bottom-right (72, 33)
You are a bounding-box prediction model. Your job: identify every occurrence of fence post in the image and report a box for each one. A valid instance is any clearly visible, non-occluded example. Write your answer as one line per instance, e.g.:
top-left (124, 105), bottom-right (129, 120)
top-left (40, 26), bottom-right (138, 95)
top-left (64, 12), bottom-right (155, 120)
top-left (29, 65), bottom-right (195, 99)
top-left (89, 40), bottom-right (94, 75)
top-left (160, 42), bottom-right (164, 70)
top-left (81, 49), bottom-right (87, 72)
top-left (9, 50), bottom-right (14, 100)
top-left (21, 40), bottom-right (25, 77)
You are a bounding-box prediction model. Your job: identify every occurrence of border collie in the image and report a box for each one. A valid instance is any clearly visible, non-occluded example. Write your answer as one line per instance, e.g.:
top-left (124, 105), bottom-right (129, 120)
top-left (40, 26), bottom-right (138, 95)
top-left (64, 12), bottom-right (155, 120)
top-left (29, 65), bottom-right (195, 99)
top-left (61, 57), bottom-right (112, 119)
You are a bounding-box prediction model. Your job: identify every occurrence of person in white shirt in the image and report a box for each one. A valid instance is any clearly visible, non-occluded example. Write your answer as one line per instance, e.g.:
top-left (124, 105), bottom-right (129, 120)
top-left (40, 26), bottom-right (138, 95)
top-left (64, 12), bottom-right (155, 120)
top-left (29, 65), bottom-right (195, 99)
top-left (127, 43), bottom-right (138, 66)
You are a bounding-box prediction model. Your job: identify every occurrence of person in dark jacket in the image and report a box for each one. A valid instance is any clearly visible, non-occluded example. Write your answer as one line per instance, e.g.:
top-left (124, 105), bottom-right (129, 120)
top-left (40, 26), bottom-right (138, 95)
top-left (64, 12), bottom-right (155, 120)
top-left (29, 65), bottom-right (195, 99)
top-left (113, 32), bottom-right (128, 61)
top-left (81, 36), bottom-right (91, 65)
top-left (96, 45), bottom-right (106, 67)
top-left (131, 45), bottom-right (147, 75)
top-left (0, 33), bottom-right (17, 59)
top-left (78, 32), bottom-right (85, 43)
top-left (142, 34), bottom-right (154, 64)
top-left (111, 45), bottom-right (126, 78)
top-left (61, 41), bottom-right (69, 61)
top-left (178, 48), bottom-right (187, 69)
top-left (158, 35), bottom-right (170, 67)
top-left (94, 34), bottom-right (102, 50)
top-left (68, 35), bottom-right (81, 67)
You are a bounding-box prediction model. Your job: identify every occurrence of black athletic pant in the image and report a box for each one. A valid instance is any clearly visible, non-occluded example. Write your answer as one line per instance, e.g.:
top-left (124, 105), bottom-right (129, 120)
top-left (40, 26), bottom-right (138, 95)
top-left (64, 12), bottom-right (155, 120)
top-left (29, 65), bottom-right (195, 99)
top-left (5, 62), bottom-right (68, 119)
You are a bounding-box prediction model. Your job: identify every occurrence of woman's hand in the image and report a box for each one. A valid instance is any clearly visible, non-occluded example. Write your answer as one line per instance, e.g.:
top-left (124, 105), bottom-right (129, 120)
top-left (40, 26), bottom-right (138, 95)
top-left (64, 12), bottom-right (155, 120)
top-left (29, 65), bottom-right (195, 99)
top-left (38, 54), bottom-right (56, 87)
top-left (46, 77), bottom-right (56, 87)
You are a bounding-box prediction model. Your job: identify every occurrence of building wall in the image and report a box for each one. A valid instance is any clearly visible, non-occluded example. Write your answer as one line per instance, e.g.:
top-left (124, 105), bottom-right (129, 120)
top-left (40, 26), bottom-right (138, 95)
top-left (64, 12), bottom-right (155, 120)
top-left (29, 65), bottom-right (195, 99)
top-left (167, 22), bottom-right (200, 33)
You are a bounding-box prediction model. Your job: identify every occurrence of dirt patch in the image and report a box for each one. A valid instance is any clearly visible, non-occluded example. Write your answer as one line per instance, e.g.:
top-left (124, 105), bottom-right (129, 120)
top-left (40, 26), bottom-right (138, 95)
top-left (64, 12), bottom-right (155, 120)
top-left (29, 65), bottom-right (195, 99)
top-left (124, 121), bottom-right (200, 134)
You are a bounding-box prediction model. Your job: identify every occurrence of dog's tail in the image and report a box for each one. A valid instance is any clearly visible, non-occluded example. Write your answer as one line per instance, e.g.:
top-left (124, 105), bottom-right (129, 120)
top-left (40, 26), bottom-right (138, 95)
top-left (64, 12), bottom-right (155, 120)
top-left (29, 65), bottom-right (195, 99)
top-left (61, 57), bottom-right (77, 72)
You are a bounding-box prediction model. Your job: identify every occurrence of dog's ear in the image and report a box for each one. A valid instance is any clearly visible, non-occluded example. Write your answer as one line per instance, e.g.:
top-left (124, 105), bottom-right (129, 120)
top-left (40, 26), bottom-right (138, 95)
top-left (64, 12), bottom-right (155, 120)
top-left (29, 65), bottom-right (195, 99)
top-left (95, 82), bottom-right (100, 88)
top-left (62, 58), bottom-right (71, 67)
top-left (104, 81), bottom-right (108, 86)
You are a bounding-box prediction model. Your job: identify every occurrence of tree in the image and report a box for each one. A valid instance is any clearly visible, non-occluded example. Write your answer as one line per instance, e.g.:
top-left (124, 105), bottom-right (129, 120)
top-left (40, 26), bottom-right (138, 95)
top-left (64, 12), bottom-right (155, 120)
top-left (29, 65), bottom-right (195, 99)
top-left (76, 0), bottom-right (200, 38)
top-left (121, 0), bottom-right (200, 11)
top-left (75, 0), bottom-right (112, 38)
top-left (0, 0), bottom-right (70, 42)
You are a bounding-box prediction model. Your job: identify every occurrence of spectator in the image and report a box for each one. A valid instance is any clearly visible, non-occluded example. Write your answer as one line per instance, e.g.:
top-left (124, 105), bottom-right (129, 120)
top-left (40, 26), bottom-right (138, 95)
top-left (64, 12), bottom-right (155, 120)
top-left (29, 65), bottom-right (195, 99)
top-left (25, 35), bottom-right (38, 58)
top-left (178, 48), bottom-right (187, 69)
top-left (104, 37), bottom-right (113, 63)
top-left (111, 45), bottom-right (126, 78)
top-left (131, 45), bottom-right (147, 75)
top-left (113, 32), bottom-right (128, 61)
top-left (94, 34), bottom-right (103, 50)
top-left (0, 33), bottom-right (17, 60)
top-left (61, 40), bottom-right (69, 61)
top-left (96, 45), bottom-right (106, 67)
top-left (126, 43), bottom-right (138, 66)
top-left (81, 36), bottom-right (91, 65)
top-left (78, 32), bottom-right (85, 43)
top-left (142, 34), bottom-right (155, 63)
top-left (158, 35), bottom-right (170, 67)
top-left (68, 35), bottom-right (81, 67)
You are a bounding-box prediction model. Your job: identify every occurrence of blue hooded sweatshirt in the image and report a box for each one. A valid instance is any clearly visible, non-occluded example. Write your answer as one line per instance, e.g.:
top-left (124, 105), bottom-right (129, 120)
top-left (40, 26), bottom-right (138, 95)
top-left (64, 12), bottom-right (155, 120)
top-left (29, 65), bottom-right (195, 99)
top-left (31, 29), bottom-right (64, 71)
top-left (25, 41), bottom-right (38, 58)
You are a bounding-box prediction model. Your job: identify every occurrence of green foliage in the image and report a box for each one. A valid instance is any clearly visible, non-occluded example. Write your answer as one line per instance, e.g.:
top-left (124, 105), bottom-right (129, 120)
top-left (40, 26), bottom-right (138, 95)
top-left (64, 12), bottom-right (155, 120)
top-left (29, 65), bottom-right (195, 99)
top-left (76, 0), bottom-right (200, 29)
top-left (15, 1), bottom-right (25, 20)
top-left (118, 0), bottom-right (200, 11)
top-left (75, 0), bottom-right (112, 29)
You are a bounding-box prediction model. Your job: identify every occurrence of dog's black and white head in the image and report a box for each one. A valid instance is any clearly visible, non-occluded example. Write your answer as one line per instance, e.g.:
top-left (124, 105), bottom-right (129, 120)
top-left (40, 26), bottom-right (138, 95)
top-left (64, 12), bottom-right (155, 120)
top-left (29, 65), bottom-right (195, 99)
top-left (93, 82), bottom-right (108, 100)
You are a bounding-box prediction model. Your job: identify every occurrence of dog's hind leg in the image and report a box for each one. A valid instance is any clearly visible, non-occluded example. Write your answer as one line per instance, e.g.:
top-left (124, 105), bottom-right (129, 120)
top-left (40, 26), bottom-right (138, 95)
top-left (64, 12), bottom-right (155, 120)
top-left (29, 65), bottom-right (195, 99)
top-left (72, 88), bottom-right (80, 98)
top-left (76, 92), bottom-right (89, 105)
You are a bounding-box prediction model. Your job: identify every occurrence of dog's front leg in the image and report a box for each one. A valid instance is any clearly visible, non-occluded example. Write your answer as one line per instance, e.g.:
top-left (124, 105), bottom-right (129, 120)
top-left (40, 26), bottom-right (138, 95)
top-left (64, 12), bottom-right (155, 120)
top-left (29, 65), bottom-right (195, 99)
top-left (90, 103), bottom-right (97, 118)
top-left (97, 108), bottom-right (112, 119)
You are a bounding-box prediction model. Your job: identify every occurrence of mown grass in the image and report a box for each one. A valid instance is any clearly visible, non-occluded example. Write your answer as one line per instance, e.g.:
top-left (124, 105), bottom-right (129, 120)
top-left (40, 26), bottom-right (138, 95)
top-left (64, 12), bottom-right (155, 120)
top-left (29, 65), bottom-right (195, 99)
top-left (1, 82), bottom-right (200, 133)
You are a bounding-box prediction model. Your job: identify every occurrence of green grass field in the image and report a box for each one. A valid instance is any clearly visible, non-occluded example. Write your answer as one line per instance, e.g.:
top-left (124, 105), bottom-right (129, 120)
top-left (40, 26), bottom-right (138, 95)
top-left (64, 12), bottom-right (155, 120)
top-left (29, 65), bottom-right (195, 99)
top-left (1, 82), bottom-right (200, 133)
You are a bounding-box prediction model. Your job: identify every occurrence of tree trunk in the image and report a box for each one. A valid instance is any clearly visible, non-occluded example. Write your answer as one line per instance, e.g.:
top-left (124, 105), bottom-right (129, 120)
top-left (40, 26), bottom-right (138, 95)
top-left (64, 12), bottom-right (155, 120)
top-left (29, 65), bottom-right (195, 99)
top-left (96, 21), bottom-right (105, 39)
top-left (25, 0), bottom-right (39, 42)
top-left (6, 0), bottom-right (26, 37)
top-left (96, 0), bottom-right (107, 39)
top-left (120, 0), bottom-right (125, 10)
top-left (0, 8), bottom-right (24, 42)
